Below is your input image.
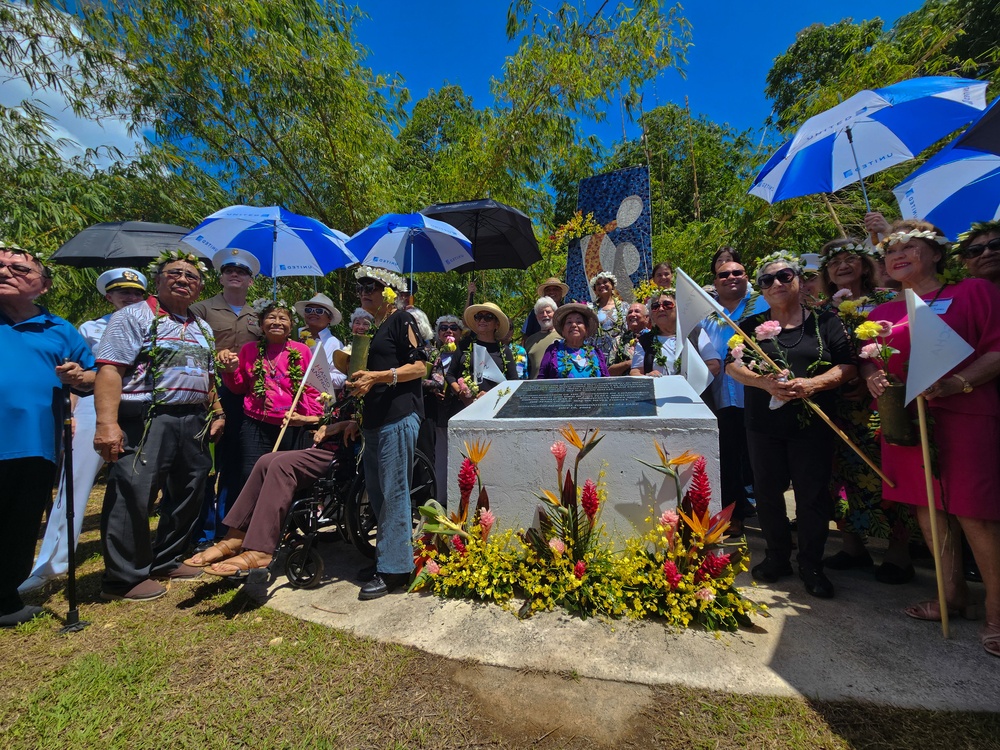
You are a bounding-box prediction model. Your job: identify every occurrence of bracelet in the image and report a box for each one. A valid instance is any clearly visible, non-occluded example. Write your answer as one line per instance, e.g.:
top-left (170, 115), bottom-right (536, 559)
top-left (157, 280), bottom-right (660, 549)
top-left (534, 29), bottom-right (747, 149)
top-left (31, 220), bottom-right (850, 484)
top-left (953, 374), bottom-right (974, 393)
top-left (390, 367), bottom-right (398, 387)
top-left (212, 412), bottom-right (226, 420)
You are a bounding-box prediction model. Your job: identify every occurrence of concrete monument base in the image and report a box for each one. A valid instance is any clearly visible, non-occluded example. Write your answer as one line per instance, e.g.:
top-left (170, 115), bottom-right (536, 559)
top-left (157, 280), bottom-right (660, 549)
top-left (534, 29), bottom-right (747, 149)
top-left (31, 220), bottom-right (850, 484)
top-left (446, 376), bottom-right (720, 540)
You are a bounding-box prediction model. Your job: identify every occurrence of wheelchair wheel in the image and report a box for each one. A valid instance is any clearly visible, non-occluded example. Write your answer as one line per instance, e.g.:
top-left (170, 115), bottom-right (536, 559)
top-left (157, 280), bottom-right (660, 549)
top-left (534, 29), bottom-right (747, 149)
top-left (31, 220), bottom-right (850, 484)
top-left (346, 448), bottom-right (437, 559)
top-left (285, 545), bottom-right (324, 589)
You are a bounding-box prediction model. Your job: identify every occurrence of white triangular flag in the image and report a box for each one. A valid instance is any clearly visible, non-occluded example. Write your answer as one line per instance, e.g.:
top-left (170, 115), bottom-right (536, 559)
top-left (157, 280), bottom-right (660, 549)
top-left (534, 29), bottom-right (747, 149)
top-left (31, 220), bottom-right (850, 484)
top-left (904, 289), bottom-right (974, 405)
top-left (473, 343), bottom-right (507, 384)
top-left (674, 269), bottom-right (725, 394)
top-left (305, 342), bottom-right (334, 396)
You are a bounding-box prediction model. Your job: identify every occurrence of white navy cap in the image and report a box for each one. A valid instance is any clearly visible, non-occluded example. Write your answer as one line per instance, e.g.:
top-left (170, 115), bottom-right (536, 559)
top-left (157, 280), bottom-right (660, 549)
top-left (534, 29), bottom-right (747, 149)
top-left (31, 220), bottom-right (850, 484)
top-left (96, 268), bottom-right (147, 295)
top-left (212, 247), bottom-right (260, 276)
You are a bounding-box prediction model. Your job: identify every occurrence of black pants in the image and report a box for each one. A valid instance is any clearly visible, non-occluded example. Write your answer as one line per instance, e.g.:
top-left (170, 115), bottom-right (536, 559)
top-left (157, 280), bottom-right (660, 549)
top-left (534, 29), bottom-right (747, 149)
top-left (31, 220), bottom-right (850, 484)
top-left (101, 405), bottom-right (212, 593)
top-left (194, 384), bottom-right (245, 543)
top-left (717, 407), bottom-right (754, 521)
top-left (237, 418), bottom-right (307, 496)
top-left (746, 427), bottom-right (835, 570)
top-left (0, 458), bottom-right (56, 614)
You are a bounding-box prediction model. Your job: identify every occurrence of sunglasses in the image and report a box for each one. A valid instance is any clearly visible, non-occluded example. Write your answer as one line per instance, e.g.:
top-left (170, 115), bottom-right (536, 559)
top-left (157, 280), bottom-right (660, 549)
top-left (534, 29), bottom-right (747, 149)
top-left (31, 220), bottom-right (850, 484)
top-left (438, 323), bottom-right (461, 331)
top-left (961, 237), bottom-right (1000, 259)
top-left (650, 299), bottom-right (675, 311)
top-left (758, 268), bottom-right (797, 289)
top-left (474, 312), bottom-right (497, 322)
top-left (715, 269), bottom-right (745, 280)
top-left (0, 260), bottom-right (42, 277)
top-left (356, 281), bottom-right (380, 294)
top-left (163, 269), bottom-right (201, 282)
top-left (304, 306), bottom-right (330, 316)
top-left (221, 266), bottom-right (251, 276)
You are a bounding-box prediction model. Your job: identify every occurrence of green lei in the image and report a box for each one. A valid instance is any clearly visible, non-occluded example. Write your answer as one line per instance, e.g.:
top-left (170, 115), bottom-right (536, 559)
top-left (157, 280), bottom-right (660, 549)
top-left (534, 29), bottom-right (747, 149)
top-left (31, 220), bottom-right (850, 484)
top-left (557, 341), bottom-right (600, 378)
top-left (251, 339), bottom-right (304, 402)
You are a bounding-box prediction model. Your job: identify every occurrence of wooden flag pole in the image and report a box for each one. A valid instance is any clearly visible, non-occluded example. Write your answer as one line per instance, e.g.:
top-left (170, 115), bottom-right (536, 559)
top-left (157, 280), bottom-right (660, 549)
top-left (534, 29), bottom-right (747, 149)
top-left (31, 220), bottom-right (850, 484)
top-left (916, 395), bottom-right (950, 639)
top-left (716, 307), bottom-right (895, 488)
top-left (271, 344), bottom-right (320, 453)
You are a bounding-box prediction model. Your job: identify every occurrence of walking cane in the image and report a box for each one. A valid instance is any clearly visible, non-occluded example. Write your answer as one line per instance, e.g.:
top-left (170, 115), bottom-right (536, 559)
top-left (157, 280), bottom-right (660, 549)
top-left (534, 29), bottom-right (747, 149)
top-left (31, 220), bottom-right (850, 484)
top-left (59, 375), bottom-right (89, 633)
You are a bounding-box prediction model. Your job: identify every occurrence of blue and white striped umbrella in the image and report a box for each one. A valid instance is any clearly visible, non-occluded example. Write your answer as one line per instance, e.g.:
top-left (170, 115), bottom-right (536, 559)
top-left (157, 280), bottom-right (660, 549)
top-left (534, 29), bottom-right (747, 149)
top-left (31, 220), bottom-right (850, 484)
top-left (749, 76), bottom-right (988, 207)
top-left (181, 205), bottom-right (358, 278)
top-left (347, 213), bottom-right (473, 275)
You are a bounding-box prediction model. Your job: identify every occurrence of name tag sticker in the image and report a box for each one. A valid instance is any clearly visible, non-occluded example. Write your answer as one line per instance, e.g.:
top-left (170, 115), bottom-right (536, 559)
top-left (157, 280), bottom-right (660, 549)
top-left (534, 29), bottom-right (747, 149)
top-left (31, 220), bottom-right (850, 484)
top-left (929, 298), bottom-right (953, 314)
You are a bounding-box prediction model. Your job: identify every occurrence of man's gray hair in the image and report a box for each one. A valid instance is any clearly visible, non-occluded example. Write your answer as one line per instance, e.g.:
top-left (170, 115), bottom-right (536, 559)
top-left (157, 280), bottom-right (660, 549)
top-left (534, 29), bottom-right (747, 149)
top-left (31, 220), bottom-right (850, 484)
top-left (534, 295), bottom-right (557, 316)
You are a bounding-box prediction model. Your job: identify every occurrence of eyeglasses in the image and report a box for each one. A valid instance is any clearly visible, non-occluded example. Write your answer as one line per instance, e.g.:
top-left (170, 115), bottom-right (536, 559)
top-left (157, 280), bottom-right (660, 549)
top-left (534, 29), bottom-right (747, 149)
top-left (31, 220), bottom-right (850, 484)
top-left (163, 269), bottom-right (201, 282)
top-left (356, 281), bottom-right (380, 294)
top-left (715, 269), bottom-right (745, 280)
top-left (961, 237), bottom-right (1000, 259)
top-left (304, 306), bottom-right (330, 316)
top-left (826, 254), bottom-right (862, 268)
top-left (758, 268), bottom-right (797, 289)
top-left (0, 260), bottom-right (42, 277)
top-left (650, 300), bottom-right (675, 311)
top-left (438, 324), bottom-right (461, 331)
top-left (474, 312), bottom-right (497, 322)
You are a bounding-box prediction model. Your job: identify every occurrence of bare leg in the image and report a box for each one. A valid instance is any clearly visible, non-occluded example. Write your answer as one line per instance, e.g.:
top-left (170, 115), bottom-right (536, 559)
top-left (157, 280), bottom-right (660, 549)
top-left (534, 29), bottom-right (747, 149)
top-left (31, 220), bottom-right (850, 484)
top-left (913, 507), bottom-right (968, 608)
top-left (956, 516), bottom-right (1000, 626)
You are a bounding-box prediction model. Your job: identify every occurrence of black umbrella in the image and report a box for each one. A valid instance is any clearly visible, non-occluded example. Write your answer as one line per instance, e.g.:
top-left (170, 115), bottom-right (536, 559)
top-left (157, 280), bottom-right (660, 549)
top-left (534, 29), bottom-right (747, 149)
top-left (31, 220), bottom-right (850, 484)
top-left (954, 95), bottom-right (1000, 157)
top-left (420, 199), bottom-right (540, 271)
top-left (49, 221), bottom-right (198, 267)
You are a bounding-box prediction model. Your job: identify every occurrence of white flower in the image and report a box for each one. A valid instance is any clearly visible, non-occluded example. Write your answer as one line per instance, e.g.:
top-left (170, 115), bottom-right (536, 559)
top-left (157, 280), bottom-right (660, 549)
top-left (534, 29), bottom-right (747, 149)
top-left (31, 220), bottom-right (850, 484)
top-left (880, 229), bottom-right (950, 250)
top-left (354, 265), bottom-right (407, 292)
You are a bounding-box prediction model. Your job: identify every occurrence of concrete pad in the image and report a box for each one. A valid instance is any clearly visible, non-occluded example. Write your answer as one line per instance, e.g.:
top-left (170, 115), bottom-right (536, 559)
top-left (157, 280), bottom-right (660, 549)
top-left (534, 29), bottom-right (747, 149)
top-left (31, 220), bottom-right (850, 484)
top-left (249, 512), bottom-right (1000, 713)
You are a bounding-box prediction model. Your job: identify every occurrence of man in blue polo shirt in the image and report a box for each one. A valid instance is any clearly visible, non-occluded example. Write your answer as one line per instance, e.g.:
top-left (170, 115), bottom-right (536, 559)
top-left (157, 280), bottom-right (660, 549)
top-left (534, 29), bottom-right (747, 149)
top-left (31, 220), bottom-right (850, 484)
top-left (0, 243), bottom-right (96, 627)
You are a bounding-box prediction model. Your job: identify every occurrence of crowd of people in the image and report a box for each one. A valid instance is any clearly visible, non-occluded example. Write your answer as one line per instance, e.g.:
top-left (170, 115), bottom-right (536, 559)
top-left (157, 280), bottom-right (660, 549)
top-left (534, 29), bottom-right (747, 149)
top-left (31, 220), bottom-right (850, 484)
top-left (3, 213), bottom-right (999, 660)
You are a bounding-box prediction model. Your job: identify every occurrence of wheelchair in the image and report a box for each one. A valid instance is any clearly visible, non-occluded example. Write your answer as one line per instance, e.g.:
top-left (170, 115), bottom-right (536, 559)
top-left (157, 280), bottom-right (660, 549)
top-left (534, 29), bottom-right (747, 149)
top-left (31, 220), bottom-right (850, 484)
top-left (276, 440), bottom-right (438, 589)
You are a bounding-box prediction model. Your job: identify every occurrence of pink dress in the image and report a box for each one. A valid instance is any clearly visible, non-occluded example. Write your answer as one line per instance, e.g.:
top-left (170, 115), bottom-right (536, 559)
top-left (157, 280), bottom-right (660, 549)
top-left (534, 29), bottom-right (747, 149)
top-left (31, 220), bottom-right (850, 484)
top-left (872, 278), bottom-right (1000, 520)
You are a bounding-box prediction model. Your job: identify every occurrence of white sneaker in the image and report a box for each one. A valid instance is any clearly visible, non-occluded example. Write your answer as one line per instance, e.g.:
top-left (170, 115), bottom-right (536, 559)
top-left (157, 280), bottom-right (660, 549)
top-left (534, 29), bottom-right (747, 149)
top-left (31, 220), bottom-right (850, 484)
top-left (17, 575), bottom-right (52, 594)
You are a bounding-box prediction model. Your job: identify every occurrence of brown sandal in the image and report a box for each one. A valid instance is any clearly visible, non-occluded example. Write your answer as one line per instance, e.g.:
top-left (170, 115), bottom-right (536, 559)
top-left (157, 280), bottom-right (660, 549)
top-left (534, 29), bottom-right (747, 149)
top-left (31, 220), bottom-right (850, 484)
top-left (204, 550), bottom-right (272, 578)
top-left (183, 538), bottom-right (243, 568)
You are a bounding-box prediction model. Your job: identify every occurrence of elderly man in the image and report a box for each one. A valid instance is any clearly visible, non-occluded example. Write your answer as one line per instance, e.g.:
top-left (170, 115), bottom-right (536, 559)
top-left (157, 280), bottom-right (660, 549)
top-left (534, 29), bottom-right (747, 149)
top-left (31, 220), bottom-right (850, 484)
top-left (295, 292), bottom-right (347, 392)
top-left (94, 250), bottom-right (224, 601)
top-left (1, 243), bottom-right (95, 626)
top-left (523, 277), bottom-right (569, 341)
top-left (524, 296), bottom-right (561, 378)
top-left (701, 259), bottom-right (769, 535)
top-left (189, 248), bottom-right (261, 549)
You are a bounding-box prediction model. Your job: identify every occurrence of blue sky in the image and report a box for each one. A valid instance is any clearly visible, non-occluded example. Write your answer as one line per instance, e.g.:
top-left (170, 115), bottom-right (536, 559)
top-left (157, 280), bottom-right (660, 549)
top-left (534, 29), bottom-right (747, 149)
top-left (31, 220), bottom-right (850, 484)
top-left (356, 0), bottom-right (923, 149)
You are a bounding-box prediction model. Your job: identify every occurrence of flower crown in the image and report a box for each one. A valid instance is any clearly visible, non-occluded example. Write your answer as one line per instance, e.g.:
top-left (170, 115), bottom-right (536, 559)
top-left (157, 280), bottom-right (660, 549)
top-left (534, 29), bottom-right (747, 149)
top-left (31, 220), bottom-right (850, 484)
top-left (878, 229), bottom-right (950, 251)
top-left (354, 264), bottom-right (407, 292)
top-left (755, 250), bottom-right (801, 279)
top-left (251, 298), bottom-right (291, 315)
top-left (818, 241), bottom-right (879, 269)
top-left (588, 270), bottom-right (617, 289)
top-left (956, 220), bottom-right (1000, 247)
top-left (149, 248), bottom-right (209, 276)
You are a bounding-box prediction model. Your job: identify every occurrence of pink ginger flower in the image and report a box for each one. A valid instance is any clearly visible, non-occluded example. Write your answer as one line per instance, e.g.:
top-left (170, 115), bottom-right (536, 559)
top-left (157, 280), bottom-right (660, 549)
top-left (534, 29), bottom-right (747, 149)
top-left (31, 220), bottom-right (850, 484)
top-left (663, 559), bottom-right (682, 589)
top-left (425, 559), bottom-right (440, 575)
top-left (548, 538), bottom-right (566, 558)
top-left (754, 319), bottom-right (782, 341)
top-left (695, 587), bottom-right (715, 602)
top-left (550, 441), bottom-right (568, 474)
top-left (659, 509), bottom-right (680, 530)
top-left (695, 552), bottom-right (731, 583)
top-left (859, 342), bottom-right (881, 360)
top-left (478, 509), bottom-right (496, 540)
top-left (580, 479), bottom-right (599, 521)
top-left (832, 288), bottom-right (852, 302)
top-left (452, 535), bottom-right (467, 557)
top-left (573, 560), bottom-right (587, 579)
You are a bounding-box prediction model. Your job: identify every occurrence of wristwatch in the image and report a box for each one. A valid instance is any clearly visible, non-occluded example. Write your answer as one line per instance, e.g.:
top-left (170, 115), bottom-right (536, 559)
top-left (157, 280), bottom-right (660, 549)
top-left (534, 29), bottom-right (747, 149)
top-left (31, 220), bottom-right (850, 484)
top-left (953, 374), bottom-right (973, 393)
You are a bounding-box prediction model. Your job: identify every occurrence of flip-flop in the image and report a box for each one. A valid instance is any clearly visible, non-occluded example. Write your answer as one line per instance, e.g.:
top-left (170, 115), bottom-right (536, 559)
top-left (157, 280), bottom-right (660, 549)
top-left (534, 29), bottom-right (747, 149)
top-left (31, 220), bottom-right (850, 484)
top-left (204, 551), bottom-right (272, 579)
top-left (183, 538), bottom-right (243, 568)
top-left (981, 623), bottom-right (1000, 658)
top-left (904, 599), bottom-right (978, 622)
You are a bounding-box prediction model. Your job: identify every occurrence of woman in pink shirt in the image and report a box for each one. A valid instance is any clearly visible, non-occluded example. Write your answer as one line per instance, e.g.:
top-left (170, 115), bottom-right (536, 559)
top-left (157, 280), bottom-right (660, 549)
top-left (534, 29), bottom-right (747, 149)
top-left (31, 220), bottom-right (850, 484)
top-left (218, 302), bottom-right (323, 495)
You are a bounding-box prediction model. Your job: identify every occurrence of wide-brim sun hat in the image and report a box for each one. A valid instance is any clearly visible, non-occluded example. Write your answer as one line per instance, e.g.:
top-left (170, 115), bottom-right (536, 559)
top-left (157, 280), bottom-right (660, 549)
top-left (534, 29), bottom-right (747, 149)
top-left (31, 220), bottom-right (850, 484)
top-left (333, 346), bottom-right (351, 375)
top-left (294, 292), bottom-right (343, 326)
top-left (535, 276), bottom-right (570, 299)
top-left (553, 303), bottom-right (598, 338)
top-left (464, 302), bottom-right (510, 340)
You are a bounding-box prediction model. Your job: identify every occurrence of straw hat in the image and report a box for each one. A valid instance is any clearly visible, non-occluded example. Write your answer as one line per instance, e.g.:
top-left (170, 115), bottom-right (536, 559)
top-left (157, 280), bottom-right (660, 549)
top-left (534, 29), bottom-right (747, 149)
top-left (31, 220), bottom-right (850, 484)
top-left (333, 346), bottom-right (351, 375)
top-left (464, 302), bottom-right (510, 340)
top-left (294, 293), bottom-right (343, 326)
top-left (553, 303), bottom-right (598, 338)
top-left (535, 276), bottom-right (570, 299)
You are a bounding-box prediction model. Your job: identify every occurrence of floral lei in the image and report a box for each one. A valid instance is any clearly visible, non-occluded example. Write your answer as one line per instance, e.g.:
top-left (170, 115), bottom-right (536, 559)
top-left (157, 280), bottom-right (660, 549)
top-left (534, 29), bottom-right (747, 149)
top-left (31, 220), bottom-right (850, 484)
top-left (251, 339), bottom-right (304, 400)
top-left (557, 341), bottom-right (600, 378)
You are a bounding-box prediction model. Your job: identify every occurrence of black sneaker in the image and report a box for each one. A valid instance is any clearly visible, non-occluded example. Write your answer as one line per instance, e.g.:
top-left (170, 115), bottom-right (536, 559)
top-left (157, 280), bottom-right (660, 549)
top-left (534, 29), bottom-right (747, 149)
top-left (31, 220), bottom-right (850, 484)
top-left (358, 572), bottom-right (410, 601)
top-left (751, 557), bottom-right (793, 583)
top-left (799, 566), bottom-right (834, 598)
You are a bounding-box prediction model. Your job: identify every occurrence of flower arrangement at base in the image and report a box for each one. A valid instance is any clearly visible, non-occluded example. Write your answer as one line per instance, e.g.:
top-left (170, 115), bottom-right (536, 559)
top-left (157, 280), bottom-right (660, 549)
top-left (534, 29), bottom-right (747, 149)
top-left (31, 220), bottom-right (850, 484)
top-left (411, 426), bottom-right (765, 631)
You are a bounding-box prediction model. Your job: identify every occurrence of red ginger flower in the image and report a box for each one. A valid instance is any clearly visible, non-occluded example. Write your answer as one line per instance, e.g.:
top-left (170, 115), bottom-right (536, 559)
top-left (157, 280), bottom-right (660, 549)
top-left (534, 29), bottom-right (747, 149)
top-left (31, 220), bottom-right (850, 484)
top-left (573, 560), bottom-right (587, 580)
top-left (457, 457), bottom-right (477, 504)
top-left (580, 479), bottom-right (599, 521)
top-left (452, 535), bottom-right (467, 557)
top-left (663, 560), bottom-right (682, 589)
top-left (685, 457), bottom-right (712, 519)
top-left (695, 552), bottom-right (731, 583)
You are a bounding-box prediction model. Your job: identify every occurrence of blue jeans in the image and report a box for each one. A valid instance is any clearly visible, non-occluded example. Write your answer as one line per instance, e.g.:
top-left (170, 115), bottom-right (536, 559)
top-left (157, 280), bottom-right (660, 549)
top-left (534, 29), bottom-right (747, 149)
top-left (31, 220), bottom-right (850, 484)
top-left (362, 412), bottom-right (420, 575)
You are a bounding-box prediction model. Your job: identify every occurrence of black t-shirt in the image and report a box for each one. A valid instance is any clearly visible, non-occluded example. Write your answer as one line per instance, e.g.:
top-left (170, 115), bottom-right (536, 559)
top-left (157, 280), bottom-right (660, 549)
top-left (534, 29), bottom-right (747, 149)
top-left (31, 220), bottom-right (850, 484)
top-left (739, 309), bottom-right (854, 437)
top-left (446, 338), bottom-right (517, 393)
top-left (362, 310), bottom-right (426, 429)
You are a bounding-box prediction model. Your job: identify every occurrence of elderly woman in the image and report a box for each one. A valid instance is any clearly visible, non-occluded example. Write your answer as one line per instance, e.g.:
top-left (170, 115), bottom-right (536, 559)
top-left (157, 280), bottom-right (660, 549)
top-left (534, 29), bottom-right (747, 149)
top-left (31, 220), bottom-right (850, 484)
top-left (447, 302), bottom-right (517, 402)
top-left (295, 293), bottom-right (346, 392)
top-left (217, 303), bottom-right (324, 494)
top-left (726, 252), bottom-right (856, 599)
top-left (863, 220), bottom-right (1000, 657)
top-left (349, 307), bottom-right (374, 337)
top-left (589, 271), bottom-right (628, 358)
top-left (425, 314), bottom-right (466, 502)
top-left (817, 238), bottom-right (913, 583)
top-left (958, 220), bottom-right (1000, 289)
top-left (630, 291), bottom-right (721, 378)
top-left (537, 303), bottom-right (609, 378)
top-left (608, 301), bottom-right (648, 376)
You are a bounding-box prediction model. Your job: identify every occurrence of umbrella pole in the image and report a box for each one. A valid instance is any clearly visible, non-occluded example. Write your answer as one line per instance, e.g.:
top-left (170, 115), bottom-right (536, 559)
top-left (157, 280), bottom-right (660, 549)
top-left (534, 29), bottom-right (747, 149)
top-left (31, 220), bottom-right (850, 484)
top-left (272, 220), bottom-right (279, 301)
top-left (59, 380), bottom-right (88, 633)
top-left (846, 126), bottom-right (881, 246)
